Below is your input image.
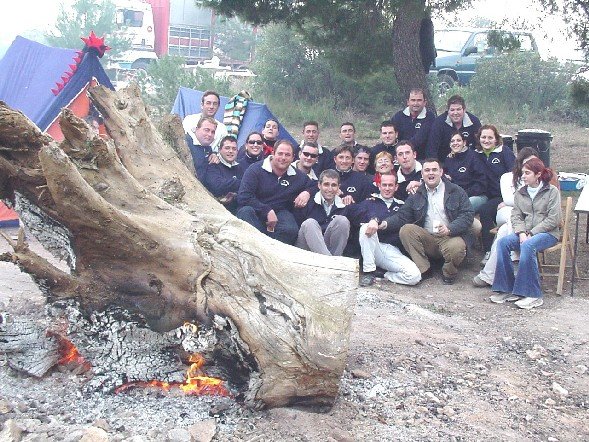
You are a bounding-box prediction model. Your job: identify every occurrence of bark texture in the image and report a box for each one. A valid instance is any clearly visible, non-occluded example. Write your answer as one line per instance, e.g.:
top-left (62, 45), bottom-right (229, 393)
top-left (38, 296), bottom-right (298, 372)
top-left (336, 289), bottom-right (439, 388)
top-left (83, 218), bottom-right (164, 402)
top-left (0, 86), bottom-right (358, 409)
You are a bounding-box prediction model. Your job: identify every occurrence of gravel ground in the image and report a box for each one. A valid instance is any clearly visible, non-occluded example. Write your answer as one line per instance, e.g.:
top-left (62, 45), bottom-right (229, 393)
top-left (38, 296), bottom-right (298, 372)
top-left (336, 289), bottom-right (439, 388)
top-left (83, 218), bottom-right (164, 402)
top-left (2, 220), bottom-right (589, 441)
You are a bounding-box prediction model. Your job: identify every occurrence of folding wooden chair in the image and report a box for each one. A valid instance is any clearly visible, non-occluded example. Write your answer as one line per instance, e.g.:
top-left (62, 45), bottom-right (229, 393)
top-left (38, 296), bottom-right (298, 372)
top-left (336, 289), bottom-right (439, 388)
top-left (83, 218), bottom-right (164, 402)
top-left (538, 196), bottom-right (580, 295)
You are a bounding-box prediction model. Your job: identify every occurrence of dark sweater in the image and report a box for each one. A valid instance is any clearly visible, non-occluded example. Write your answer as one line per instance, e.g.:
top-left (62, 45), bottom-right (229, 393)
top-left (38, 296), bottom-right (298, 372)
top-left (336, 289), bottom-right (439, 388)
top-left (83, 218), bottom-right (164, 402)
top-left (444, 149), bottom-right (487, 197)
top-left (474, 145), bottom-right (516, 199)
top-left (293, 192), bottom-right (348, 231)
top-left (426, 111), bottom-right (482, 160)
top-left (346, 195), bottom-right (404, 247)
top-left (237, 157), bottom-right (316, 219)
top-left (187, 134), bottom-right (213, 181)
top-left (390, 107), bottom-right (435, 160)
top-left (338, 169), bottom-right (376, 204)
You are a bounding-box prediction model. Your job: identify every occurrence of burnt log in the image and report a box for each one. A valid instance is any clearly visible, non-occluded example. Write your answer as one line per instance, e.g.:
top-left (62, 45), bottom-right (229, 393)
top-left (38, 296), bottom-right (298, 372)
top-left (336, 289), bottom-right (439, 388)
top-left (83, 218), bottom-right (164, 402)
top-left (0, 87), bottom-right (358, 409)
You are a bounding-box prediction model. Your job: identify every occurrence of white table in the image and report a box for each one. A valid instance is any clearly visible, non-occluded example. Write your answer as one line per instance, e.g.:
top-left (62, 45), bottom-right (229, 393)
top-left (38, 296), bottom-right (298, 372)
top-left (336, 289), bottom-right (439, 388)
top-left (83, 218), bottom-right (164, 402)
top-left (571, 185), bottom-right (589, 296)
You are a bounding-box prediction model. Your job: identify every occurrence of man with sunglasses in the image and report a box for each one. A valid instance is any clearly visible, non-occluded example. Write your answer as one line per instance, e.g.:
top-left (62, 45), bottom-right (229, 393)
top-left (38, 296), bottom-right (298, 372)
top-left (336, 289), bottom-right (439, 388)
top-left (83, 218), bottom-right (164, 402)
top-left (297, 121), bottom-right (335, 175)
top-left (182, 90), bottom-right (228, 152)
top-left (293, 142), bottom-right (320, 180)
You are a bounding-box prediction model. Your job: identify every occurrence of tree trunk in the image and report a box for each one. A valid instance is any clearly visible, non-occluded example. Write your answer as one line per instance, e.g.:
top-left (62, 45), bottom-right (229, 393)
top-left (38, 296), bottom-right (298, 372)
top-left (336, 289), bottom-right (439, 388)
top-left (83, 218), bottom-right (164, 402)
top-left (0, 86), bottom-right (358, 409)
top-left (391, 0), bottom-right (436, 113)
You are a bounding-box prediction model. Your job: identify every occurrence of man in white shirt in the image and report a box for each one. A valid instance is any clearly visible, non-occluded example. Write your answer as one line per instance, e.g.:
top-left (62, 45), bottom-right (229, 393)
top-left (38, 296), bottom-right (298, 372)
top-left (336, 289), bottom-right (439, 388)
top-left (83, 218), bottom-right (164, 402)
top-left (182, 90), bottom-right (228, 151)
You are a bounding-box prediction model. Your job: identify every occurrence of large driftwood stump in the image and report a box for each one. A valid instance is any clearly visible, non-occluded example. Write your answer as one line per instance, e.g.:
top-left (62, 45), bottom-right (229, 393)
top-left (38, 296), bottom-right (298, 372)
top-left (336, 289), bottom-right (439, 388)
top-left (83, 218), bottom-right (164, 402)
top-left (0, 86), bottom-right (358, 409)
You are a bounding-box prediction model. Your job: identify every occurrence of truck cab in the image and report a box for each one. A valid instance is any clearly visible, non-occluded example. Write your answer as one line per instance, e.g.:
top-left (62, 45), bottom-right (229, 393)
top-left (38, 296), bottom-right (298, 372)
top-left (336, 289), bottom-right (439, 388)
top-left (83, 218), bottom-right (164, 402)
top-left (431, 28), bottom-right (538, 94)
top-left (111, 0), bottom-right (158, 70)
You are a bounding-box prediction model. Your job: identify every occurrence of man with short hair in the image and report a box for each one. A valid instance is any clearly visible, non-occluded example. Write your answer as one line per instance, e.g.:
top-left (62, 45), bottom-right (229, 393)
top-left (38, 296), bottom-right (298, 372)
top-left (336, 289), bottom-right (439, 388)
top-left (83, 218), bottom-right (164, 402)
top-left (339, 122), bottom-right (368, 150)
top-left (187, 116), bottom-right (218, 180)
top-left (203, 136), bottom-right (246, 213)
top-left (426, 94), bottom-right (481, 160)
top-left (333, 145), bottom-right (375, 205)
top-left (237, 140), bottom-right (315, 245)
top-left (293, 142), bottom-right (320, 180)
top-left (390, 88), bottom-right (435, 160)
top-left (294, 169), bottom-right (350, 256)
top-left (347, 173), bottom-right (421, 287)
top-left (182, 90), bottom-right (228, 151)
top-left (395, 141), bottom-right (423, 201)
top-left (297, 121), bottom-right (335, 175)
top-left (380, 158), bottom-right (474, 284)
top-left (369, 121), bottom-right (399, 174)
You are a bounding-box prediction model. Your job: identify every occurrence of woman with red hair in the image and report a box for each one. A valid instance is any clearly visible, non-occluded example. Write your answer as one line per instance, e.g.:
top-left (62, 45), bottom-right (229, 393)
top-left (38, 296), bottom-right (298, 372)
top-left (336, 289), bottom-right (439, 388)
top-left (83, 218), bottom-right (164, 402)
top-left (490, 158), bottom-right (561, 309)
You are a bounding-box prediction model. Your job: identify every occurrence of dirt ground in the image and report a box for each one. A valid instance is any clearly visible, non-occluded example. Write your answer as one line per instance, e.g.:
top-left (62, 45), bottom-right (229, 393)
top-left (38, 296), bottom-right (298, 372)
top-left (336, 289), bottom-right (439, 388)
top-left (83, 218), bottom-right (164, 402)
top-left (1, 123), bottom-right (589, 441)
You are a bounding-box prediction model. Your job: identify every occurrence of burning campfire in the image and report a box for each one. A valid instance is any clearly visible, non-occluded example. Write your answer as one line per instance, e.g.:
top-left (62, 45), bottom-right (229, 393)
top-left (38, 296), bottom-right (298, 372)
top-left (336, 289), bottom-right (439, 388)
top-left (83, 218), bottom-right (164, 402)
top-left (114, 352), bottom-right (231, 397)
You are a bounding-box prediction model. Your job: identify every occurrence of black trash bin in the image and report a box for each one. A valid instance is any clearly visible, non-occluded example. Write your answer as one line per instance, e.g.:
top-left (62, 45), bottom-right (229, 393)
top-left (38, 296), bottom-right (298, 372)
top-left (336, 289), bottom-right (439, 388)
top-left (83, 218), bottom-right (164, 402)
top-left (501, 134), bottom-right (514, 152)
top-left (515, 129), bottom-right (552, 166)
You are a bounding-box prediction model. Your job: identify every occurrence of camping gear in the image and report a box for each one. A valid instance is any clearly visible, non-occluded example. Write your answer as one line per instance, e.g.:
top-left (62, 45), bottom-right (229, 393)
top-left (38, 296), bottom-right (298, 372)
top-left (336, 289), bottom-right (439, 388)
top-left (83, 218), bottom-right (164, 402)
top-left (558, 172), bottom-right (587, 191)
top-left (0, 36), bottom-right (114, 141)
top-left (0, 202), bottom-right (19, 228)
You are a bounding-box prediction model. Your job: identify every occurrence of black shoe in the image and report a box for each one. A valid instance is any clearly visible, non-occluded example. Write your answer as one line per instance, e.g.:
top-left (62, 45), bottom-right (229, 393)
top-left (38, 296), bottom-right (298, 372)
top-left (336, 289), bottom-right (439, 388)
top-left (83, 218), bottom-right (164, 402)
top-left (373, 268), bottom-right (386, 278)
top-left (420, 269), bottom-right (433, 281)
top-left (442, 275), bottom-right (456, 285)
top-left (359, 273), bottom-right (376, 287)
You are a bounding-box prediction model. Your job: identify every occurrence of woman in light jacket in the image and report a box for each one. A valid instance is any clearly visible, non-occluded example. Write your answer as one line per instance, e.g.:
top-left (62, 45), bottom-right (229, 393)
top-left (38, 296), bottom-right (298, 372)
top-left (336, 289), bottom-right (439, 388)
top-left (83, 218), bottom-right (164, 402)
top-left (490, 158), bottom-right (561, 309)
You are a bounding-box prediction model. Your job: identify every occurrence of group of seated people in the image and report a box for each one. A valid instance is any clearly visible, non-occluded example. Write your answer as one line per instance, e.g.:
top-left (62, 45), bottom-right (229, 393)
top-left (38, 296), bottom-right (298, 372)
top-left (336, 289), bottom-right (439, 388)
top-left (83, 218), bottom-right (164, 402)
top-left (183, 89), bottom-right (561, 310)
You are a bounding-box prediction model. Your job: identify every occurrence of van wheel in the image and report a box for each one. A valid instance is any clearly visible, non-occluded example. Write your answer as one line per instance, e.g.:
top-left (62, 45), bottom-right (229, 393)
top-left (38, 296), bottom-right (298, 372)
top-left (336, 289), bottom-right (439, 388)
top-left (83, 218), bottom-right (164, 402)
top-left (437, 74), bottom-right (455, 95)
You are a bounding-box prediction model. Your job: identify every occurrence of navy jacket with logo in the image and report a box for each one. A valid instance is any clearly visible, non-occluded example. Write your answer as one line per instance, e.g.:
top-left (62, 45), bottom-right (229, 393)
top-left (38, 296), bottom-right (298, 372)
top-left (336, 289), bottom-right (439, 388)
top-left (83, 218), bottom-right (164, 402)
top-left (204, 159), bottom-right (248, 197)
top-left (293, 191), bottom-right (348, 231)
top-left (337, 169), bottom-right (375, 204)
top-left (390, 107), bottom-right (435, 159)
top-left (395, 162), bottom-right (423, 201)
top-left (474, 145), bottom-right (516, 199)
top-left (346, 194), bottom-right (404, 247)
top-left (444, 149), bottom-right (487, 197)
top-left (237, 146), bottom-right (264, 170)
top-left (237, 157), bottom-right (316, 219)
top-left (426, 111), bottom-right (482, 160)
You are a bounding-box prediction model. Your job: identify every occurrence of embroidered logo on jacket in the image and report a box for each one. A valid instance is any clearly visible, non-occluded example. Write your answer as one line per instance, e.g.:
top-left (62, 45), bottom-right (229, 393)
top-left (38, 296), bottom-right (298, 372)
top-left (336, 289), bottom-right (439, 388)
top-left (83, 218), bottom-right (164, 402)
top-left (458, 167), bottom-right (467, 173)
top-left (280, 179), bottom-right (290, 186)
top-left (347, 186), bottom-right (357, 193)
top-left (415, 122), bottom-right (422, 129)
top-left (491, 158), bottom-right (501, 164)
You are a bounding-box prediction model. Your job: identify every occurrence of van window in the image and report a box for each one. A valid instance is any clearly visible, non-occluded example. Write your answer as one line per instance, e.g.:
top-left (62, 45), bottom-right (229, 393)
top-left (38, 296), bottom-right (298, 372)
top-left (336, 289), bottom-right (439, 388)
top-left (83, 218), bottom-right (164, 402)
top-left (122, 9), bottom-right (144, 27)
top-left (434, 30), bottom-right (471, 52)
top-left (517, 35), bottom-right (535, 51)
top-left (472, 33), bottom-right (489, 54)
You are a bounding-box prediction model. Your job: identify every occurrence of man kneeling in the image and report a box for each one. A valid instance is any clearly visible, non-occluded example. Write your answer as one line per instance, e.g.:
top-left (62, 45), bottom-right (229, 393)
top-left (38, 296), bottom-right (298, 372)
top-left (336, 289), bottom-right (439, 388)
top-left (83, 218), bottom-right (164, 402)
top-left (294, 169), bottom-right (350, 255)
top-left (347, 173), bottom-right (421, 287)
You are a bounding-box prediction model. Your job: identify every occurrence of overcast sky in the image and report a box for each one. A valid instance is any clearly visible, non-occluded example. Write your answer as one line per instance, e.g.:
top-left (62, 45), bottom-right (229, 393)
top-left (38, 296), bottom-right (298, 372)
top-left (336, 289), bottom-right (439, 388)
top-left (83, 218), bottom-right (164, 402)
top-left (0, 0), bottom-right (584, 61)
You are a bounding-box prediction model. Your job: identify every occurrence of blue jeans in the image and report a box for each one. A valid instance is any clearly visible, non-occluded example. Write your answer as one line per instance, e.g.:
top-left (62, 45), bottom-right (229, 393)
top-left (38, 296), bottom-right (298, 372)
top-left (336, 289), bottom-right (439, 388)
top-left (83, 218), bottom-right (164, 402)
top-left (492, 232), bottom-right (557, 298)
top-left (236, 206), bottom-right (299, 245)
top-left (469, 195), bottom-right (488, 213)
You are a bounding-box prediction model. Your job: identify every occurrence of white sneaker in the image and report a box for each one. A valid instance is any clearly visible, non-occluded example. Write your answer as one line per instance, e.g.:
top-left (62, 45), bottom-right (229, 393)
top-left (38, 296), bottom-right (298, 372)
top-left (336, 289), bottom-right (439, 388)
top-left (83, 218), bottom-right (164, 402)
top-left (480, 251), bottom-right (491, 266)
top-left (515, 297), bottom-right (544, 309)
top-left (473, 274), bottom-right (491, 287)
top-left (490, 293), bottom-right (521, 304)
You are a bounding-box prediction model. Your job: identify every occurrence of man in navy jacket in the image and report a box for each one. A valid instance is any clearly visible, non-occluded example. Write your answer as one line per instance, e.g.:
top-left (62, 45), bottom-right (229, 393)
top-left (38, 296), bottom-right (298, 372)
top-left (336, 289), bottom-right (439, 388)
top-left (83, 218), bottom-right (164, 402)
top-left (426, 95), bottom-right (481, 160)
top-left (333, 145), bottom-right (375, 205)
top-left (346, 173), bottom-right (421, 287)
top-left (203, 136), bottom-right (247, 213)
top-left (293, 169), bottom-right (350, 256)
top-left (237, 140), bottom-right (315, 245)
top-left (390, 88), bottom-right (435, 160)
top-left (186, 116), bottom-right (218, 181)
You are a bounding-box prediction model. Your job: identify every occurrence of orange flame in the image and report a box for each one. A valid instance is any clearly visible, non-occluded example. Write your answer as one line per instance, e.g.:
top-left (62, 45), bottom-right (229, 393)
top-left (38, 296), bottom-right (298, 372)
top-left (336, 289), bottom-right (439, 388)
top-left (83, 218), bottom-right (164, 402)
top-left (114, 352), bottom-right (230, 397)
top-left (47, 331), bottom-right (91, 370)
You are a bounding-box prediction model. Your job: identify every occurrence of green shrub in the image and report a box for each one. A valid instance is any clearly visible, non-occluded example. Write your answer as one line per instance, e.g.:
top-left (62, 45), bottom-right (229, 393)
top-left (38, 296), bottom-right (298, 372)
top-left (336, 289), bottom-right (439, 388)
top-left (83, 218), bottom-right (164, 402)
top-left (462, 52), bottom-right (575, 124)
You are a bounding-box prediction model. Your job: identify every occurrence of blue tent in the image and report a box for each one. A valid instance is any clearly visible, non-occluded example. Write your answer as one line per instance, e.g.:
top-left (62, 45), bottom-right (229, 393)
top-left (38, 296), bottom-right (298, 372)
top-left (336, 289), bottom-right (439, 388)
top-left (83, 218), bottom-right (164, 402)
top-left (172, 87), bottom-right (297, 147)
top-left (0, 36), bottom-right (113, 135)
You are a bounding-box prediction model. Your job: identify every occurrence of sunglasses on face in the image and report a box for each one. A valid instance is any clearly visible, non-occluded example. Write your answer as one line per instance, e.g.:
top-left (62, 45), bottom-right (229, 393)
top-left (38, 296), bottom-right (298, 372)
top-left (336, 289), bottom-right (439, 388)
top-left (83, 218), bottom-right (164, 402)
top-left (248, 140), bottom-right (263, 145)
top-left (301, 151), bottom-right (319, 159)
